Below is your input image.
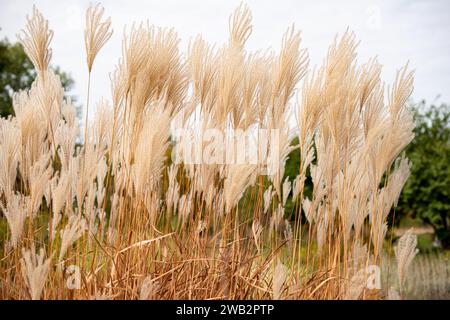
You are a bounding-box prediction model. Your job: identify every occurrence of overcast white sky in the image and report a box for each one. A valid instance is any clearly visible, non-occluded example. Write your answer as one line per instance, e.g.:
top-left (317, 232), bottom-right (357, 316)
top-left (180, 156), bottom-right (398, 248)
top-left (1, 0), bottom-right (450, 117)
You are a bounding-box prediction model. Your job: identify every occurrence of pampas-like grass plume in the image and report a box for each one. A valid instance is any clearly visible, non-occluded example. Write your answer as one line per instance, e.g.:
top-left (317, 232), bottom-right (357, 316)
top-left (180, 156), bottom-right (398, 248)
top-left (58, 216), bottom-right (87, 263)
top-left (394, 228), bottom-right (419, 293)
top-left (85, 3), bottom-right (113, 72)
top-left (0, 193), bottom-right (28, 249)
top-left (17, 6), bottom-right (53, 74)
top-left (20, 246), bottom-right (52, 300)
top-left (273, 261), bottom-right (288, 300)
top-left (223, 164), bottom-right (257, 213)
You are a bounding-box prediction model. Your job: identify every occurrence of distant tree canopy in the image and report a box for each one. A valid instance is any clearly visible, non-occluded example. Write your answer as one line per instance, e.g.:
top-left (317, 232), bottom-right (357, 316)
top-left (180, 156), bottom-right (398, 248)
top-left (0, 37), bottom-right (75, 118)
top-left (398, 102), bottom-right (450, 248)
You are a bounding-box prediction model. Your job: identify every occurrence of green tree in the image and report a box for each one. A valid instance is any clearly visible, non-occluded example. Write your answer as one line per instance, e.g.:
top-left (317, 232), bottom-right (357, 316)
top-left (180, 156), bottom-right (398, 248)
top-left (398, 102), bottom-right (450, 248)
top-left (0, 37), bottom-right (75, 118)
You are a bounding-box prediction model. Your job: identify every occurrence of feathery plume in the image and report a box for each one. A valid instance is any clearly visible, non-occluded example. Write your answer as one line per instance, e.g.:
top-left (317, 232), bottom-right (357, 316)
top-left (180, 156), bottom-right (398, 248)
top-left (0, 119), bottom-right (20, 202)
top-left (178, 193), bottom-right (193, 223)
top-left (343, 268), bottom-right (368, 300)
top-left (21, 246), bottom-right (52, 300)
top-left (85, 3), bottom-right (113, 72)
top-left (292, 174), bottom-right (305, 202)
top-left (131, 105), bottom-right (172, 196)
top-left (166, 165), bottom-right (180, 213)
top-left (139, 276), bottom-right (159, 300)
top-left (252, 219), bottom-right (262, 252)
top-left (395, 228), bottom-right (419, 292)
top-left (263, 185), bottom-right (273, 214)
top-left (0, 193), bottom-right (29, 249)
top-left (17, 5), bottom-right (53, 74)
top-left (273, 261), bottom-right (287, 300)
top-left (229, 3), bottom-right (252, 49)
top-left (223, 164), bottom-right (257, 213)
top-left (58, 216), bottom-right (87, 263)
top-left (282, 177), bottom-right (291, 206)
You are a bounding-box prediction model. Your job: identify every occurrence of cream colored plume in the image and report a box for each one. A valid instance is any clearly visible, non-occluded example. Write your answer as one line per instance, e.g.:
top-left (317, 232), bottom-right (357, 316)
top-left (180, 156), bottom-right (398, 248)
top-left (85, 3), bottom-right (113, 72)
top-left (17, 5), bottom-right (53, 74)
top-left (21, 246), bottom-right (52, 300)
top-left (394, 228), bottom-right (419, 292)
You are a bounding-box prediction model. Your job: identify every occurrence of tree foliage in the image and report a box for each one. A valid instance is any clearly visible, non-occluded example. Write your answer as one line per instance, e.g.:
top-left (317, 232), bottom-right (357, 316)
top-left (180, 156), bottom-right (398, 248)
top-left (398, 102), bottom-right (450, 248)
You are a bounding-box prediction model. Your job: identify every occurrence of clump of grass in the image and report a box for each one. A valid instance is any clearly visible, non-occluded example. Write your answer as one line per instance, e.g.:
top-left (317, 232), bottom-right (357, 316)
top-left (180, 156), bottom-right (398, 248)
top-left (0, 3), bottom-right (419, 300)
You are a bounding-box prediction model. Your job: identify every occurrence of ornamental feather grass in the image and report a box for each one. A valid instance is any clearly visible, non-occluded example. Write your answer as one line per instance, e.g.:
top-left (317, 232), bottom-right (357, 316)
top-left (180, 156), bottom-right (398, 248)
top-left (0, 3), bottom-right (423, 300)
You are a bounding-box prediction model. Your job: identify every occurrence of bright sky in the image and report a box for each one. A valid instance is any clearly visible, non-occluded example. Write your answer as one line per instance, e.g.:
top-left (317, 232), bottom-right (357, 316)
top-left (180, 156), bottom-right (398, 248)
top-left (1, 0), bottom-right (450, 118)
